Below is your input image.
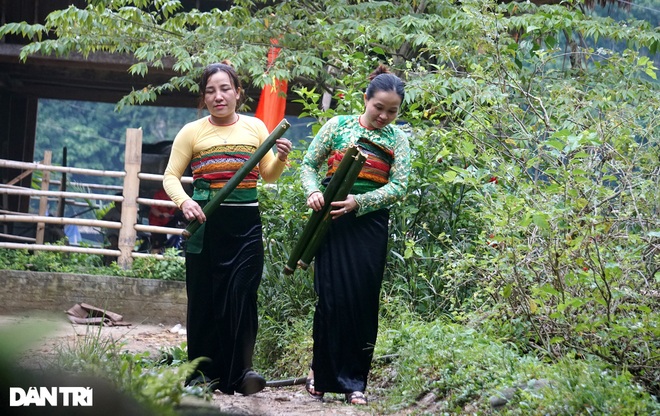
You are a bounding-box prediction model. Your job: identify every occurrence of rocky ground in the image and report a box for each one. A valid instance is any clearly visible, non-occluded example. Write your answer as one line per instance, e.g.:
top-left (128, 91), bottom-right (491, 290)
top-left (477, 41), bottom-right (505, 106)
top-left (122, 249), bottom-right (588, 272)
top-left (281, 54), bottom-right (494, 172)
top-left (0, 313), bottom-right (380, 416)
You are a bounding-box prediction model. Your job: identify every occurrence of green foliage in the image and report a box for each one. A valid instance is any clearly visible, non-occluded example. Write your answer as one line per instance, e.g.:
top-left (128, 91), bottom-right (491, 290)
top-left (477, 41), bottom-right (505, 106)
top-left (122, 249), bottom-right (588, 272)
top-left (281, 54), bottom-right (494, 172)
top-left (52, 323), bottom-right (124, 371)
top-left (33, 99), bottom-right (198, 184)
top-left (0, 248), bottom-right (32, 270)
top-left (5, 0), bottom-right (653, 110)
top-left (155, 342), bottom-right (189, 367)
top-left (130, 249), bottom-right (185, 281)
top-left (0, 244), bottom-right (109, 273)
top-left (0, 247), bottom-right (184, 280)
top-left (518, 359), bottom-right (659, 416)
top-left (2, 0), bottom-right (660, 404)
top-left (428, 7), bottom-right (660, 393)
top-left (52, 327), bottom-right (201, 415)
top-left (372, 316), bottom-right (660, 415)
top-left (254, 309), bottom-right (315, 380)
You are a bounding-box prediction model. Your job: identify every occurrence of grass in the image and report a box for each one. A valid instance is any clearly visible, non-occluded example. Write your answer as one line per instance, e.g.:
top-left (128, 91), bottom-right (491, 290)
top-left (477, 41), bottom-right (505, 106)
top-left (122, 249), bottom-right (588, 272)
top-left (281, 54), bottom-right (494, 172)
top-left (368, 314), bottom-right (660, 415)
top-left (2, 310), bottom-right (658, 415)
top-left (2, 247), bottom-right (658, 414)
top-left (51, 323), bottom-right (122, 371)
top-left (3, 320), bottom-right (205, 416)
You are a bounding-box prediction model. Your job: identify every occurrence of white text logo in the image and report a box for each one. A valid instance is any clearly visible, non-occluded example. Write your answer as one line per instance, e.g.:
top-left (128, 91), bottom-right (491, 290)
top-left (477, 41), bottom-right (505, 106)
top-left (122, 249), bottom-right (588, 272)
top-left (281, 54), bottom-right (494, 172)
top-left (9, 387), bottom-right (93, 407)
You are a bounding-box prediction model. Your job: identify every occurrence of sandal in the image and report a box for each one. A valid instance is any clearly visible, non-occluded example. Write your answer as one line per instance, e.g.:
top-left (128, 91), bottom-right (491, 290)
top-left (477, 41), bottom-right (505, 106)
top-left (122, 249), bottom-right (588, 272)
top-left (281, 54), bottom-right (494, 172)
top-left (304, 378), bottom-right (324, 400)
top-left (346, 391), bottom-right (368, 405)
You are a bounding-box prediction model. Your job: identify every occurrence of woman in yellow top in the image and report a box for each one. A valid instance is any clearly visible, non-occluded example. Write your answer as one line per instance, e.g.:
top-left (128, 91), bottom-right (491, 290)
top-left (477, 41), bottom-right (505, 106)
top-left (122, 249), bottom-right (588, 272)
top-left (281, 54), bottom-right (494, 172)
top-left (163, 61), bottom-right (292, 395)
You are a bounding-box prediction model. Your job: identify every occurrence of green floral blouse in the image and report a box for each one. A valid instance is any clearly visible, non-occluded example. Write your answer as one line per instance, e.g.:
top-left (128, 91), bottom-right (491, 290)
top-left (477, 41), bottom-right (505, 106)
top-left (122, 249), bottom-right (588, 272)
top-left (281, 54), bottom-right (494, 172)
top-left (300, 115), bottom-right (411, 215)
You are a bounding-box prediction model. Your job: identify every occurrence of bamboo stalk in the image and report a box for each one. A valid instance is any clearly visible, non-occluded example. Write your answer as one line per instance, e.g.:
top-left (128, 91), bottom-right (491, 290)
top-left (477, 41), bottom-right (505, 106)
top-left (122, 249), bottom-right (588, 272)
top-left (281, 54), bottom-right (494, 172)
top-left (265, 377), bottom-right (307, 387)
top-left (7, 168), bottom-right (34, 186)
top-left (138, 172), bottom-right (193, 184)
top-left (0, 214), bottom-right (121, 229)
top-left (134, 224), bottom-right (185, 235)
top-left (22, 197), bottom-right (101, 209)
top-left (136, 197), bottom-right (177, 208)
top-left (0, 159), bottom-right (126, 177)
top-left (182, 119), bottom-right (290, 239)
top-left (0, 186), bottom-right (124, 202)
top-left (36, 150), bottom-right (52, 245)
top-left (0, 242), bottom-right (120, 256)
top-left (283, 145), bottom-right (360, 275)
top-left (131, 251), bottom-right (168, 260)
top-left (0, 210), bottom-right (30, 215)
top-left (118, 128), bottom-right (142, 269)
top-left (0, 242), bottom-right (176, 260)
top-left (0, 233), bottom-right (36, 243)
top-left (36, 178), bottom-right (124, 191)
top-left (297, 149), bottom-right (367, 270)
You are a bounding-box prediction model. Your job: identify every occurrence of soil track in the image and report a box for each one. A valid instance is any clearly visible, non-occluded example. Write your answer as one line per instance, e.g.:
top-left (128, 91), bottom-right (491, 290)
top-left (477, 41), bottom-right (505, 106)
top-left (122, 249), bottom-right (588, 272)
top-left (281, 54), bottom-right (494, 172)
top-left (0, 313), bottom-right (379, 416)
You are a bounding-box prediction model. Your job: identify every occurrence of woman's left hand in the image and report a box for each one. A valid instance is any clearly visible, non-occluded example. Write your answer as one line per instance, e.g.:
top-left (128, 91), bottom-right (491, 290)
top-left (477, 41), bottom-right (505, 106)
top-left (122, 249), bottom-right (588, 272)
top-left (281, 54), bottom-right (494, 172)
top-left (276, 138), bottom-right (293, 162)
top-left (330, 194), bottom-right (358, 219)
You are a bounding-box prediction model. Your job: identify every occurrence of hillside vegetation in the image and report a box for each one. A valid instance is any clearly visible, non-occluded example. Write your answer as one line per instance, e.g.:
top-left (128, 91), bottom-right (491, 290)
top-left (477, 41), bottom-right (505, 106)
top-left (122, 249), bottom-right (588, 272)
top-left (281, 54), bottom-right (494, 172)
top-left (1, 0), bottom-right (658, 413)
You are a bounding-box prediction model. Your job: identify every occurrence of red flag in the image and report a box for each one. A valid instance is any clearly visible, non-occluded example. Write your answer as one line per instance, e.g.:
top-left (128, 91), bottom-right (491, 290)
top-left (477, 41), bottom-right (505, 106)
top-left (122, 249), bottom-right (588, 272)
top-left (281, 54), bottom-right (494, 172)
top-left (255, 42), bottom-right (287, 132)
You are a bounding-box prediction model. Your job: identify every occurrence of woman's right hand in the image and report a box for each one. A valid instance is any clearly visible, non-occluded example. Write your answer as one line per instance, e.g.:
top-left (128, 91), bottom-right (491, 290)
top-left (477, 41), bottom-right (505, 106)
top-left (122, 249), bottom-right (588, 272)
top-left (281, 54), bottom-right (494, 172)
top-left (181, 199), bottom-right (206, 223)
top-left (306, 191), bottom-right (324, 212)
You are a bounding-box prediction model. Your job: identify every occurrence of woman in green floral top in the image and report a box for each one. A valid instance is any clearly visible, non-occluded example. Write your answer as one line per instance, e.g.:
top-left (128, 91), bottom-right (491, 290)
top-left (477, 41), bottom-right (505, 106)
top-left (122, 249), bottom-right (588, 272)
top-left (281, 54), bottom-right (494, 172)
top-left (301, 64), bottom-right (411, 405)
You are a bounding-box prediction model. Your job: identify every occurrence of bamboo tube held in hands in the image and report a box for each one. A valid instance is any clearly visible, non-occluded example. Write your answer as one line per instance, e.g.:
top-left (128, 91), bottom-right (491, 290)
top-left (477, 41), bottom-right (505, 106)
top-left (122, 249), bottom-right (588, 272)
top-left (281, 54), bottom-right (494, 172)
top-left (283, 145), bottom-right (367, 274)
top-left (282, 146), bottom-right (360, 274)
top-left (182, 118), bottom-right (290, 239)
top-left (297, 148), bottom-right (366, 269)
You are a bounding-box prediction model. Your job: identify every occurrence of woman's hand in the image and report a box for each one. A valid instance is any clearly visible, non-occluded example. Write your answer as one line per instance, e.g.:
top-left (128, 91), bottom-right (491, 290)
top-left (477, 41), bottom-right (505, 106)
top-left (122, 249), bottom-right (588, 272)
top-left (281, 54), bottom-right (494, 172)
top-left (276, 138), bottom-right (293, 162)
top-left (307, 192), bottom-right (358, 219)
top-left (181, 199), bottom-right (206, 223)
top-left (306, 191), bottom-right (324, 212)
top-left (330, 194), bottom-right (358, 219)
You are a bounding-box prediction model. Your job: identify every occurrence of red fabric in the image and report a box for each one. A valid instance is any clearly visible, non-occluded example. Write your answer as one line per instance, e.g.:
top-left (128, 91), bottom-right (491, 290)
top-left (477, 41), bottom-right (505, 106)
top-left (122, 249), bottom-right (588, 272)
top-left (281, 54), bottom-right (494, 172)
top-left (148, 188), bottom-right (176, 227)
top-left (255, 43), bottom-right (287, 132)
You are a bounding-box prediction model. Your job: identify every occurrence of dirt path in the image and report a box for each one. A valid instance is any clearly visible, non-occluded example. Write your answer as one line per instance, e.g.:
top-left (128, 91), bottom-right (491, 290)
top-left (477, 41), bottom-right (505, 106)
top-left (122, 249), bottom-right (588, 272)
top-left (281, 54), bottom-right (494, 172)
top-left (0, 313), bottom-right (379, 416)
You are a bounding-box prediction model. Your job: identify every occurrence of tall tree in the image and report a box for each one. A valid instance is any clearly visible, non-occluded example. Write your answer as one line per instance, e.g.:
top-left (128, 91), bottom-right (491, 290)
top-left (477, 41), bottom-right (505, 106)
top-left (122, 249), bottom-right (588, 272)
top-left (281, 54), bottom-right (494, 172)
top-left (1, 0), bottom-right (656, 109)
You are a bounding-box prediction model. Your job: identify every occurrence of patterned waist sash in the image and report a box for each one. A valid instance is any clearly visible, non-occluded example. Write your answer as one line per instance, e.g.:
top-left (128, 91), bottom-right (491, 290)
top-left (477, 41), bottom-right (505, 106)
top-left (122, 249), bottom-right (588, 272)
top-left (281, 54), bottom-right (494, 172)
top-left (323, 138), bottom-right (394, 194)
top-left (191, 144), bottom-right (259, 203)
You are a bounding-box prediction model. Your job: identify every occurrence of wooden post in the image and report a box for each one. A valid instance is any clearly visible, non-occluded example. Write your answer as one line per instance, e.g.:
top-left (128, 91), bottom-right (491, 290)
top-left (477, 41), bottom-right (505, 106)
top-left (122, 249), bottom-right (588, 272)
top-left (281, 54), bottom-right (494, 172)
top-left (56, 146), bottom-right (67, 218)
top-left (35, 150), bottom-right (52, 244)
top-left (118, 129), bottom-right (142, 269)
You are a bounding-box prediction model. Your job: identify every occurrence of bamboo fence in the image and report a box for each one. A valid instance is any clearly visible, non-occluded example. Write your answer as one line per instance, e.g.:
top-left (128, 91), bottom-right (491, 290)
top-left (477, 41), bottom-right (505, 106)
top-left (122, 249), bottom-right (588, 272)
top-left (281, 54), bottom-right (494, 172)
top-left (0, 128), bottom-right (191, 269)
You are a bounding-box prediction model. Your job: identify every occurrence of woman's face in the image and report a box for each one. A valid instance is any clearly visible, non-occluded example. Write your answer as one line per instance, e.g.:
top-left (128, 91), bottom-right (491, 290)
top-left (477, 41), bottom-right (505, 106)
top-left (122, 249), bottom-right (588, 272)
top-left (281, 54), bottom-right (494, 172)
top-left (362, 90), bottom-right (401, 129)
top-left (204, 70), bottom-right (240, 124)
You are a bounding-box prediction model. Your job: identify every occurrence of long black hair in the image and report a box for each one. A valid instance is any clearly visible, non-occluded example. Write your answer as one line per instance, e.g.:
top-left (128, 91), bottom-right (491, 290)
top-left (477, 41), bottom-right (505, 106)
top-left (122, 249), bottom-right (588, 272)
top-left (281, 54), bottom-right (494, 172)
top-left (365, 64), bottom-right (405, 106)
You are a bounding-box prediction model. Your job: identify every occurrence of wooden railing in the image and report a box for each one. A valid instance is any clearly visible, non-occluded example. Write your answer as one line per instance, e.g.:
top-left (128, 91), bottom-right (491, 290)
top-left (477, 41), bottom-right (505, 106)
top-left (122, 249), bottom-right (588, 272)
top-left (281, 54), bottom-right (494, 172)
top-left (0, 128), bottom-right (191, 269)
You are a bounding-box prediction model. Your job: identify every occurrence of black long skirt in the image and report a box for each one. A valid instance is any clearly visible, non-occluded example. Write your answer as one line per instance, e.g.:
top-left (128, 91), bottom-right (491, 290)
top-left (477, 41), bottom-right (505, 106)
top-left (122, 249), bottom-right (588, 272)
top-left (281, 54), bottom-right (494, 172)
top-left (185, 205), bottom-right (263, 394)
top-left (311, 208), bottom-right (389, 394)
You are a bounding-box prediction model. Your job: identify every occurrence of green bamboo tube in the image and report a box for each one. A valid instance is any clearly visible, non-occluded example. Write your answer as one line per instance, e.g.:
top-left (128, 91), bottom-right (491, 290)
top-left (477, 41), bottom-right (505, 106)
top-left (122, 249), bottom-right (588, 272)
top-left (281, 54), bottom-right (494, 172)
top-left (297, 148), bottom-right (367, 270)
top-left (282, 146), bottom-right (361, 275)
top-left (182, 118), bottom-right (290, 239)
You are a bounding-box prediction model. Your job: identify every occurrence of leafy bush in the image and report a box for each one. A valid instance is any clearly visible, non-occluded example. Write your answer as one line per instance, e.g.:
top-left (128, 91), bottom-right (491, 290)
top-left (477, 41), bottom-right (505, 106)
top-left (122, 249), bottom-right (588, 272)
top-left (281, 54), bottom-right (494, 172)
top-left (2, 0), bottom-right (659, 405)
top-left (372, 316), bottom-right (660, 415)
top-left (51, 327), bottom-right (202, 415)
top-left (130, 249), bottom-right (185, 281)
top-left (0, 247), bottom-right (184, 280)
top-left (0, 245), bottom-right (114, 274)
